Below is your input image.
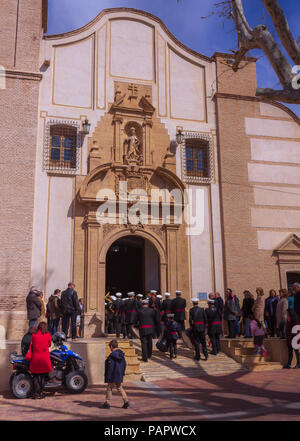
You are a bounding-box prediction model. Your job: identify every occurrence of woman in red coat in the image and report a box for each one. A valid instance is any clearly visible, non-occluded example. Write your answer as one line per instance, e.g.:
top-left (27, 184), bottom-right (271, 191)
top-left (28, 322), bottom-right (52, 399)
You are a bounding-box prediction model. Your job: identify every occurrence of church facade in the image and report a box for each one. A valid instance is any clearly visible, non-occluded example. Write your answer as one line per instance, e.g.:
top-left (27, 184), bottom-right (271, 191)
top-left (1, 2), bottom-right (300, 338)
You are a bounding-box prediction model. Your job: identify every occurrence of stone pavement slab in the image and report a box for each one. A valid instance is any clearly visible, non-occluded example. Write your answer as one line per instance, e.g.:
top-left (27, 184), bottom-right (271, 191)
top-left (0, 369), bottom-right (300, 421)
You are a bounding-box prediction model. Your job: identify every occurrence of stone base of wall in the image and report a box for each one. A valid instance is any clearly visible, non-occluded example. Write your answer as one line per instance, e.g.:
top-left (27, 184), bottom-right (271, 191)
top-left (0, 339), bottom-right (106, 392)
top-left (0, 311), bottom-right (28, 340)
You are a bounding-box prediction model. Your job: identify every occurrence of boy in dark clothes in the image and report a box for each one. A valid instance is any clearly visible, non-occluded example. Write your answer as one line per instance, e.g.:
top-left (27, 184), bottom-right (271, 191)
top-left (102, 339), bottom-right (129, 409)
top-left (165, 313), bottom-right (180, 359)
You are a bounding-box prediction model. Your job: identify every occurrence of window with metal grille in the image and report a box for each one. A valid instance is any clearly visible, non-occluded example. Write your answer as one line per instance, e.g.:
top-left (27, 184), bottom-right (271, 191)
top-left (49, 125), bottom-right (77, 169)
top-left (185, 138), bottom-right (209, 178)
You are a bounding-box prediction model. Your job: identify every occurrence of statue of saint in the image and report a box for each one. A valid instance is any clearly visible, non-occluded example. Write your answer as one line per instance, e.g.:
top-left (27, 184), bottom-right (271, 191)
top-left (124, 127), bottom-right (140, 161)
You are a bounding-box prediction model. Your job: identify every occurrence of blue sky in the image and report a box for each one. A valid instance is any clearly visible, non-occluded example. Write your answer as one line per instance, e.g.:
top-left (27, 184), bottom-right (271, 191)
top-left (47, 0), bottom-right (300, 117)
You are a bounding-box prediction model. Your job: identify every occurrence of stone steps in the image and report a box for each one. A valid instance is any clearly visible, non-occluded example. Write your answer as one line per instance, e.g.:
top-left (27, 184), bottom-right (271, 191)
top-left (131, 340), bottom-right (248, 382)
top-left (221, 338), bottom-right (283, 372)
top-left (105, 339), bottom-right (141, 379)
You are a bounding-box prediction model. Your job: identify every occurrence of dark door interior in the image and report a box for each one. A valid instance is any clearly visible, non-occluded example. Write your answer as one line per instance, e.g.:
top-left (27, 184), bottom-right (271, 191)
top-left (106, 236), bottom-right (144, 295)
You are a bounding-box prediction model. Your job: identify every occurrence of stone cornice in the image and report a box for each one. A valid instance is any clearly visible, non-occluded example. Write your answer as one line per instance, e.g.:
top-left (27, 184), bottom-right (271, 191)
top-left (214, 92), bottom-right (300, 126)
top-left (5, 70), bottom-right (43, 82)
top-left (44, 7), bottom-right (212, 63)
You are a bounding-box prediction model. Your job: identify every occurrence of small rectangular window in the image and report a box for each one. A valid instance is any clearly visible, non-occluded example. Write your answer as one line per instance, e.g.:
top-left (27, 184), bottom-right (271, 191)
top-left (185, 138), bottom-right (209, 178)
top-left (49, 125), bottom-right (77, 170)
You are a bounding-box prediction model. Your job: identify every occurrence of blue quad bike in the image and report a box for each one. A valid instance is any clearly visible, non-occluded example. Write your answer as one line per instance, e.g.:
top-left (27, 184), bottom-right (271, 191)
top-left (9, 332), bottom-right (88, 399)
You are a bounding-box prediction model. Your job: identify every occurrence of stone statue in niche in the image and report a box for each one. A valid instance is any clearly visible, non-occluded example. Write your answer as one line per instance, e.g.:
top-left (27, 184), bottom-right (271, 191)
top-left (123, 125), bottom-right (143, 165)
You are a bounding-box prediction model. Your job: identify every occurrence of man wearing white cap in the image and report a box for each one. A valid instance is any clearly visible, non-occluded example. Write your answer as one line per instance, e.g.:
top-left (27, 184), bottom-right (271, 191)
top-left (136, 294), bottom-right (143, 310)
top-left (161, 293), bottom-right (172, 333)
top-left (171, 290), bottom-right (186, 337)
top-left (149, 290), bottom-right (157, 308)
top-left (189, 297), bottom-right (208, 361)
top-left (125, 292), bottom-right (138, 339)
top-left (153, 294), bottom-right (163, 338)
top-left (112, 293), bottom-right (123, 338)
top-left (136, 299), bottom-right (158, 362)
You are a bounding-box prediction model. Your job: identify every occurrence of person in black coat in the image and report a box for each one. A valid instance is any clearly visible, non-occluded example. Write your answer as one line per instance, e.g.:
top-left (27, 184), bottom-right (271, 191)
top-left (112, 293), bottom-right (123, 338)
top-left (137, 299), bottom-right (158, 362)
top-left (125, 292), bottom-right (139, 339)
top-left (60, 283), bottom-right (80, 340)
top-left (102, 339), bottom-right (129, 409)
top-left (189, 298), bottom-right (208, 360)
top-left (205, 299), bottom-right (222, 355)
top-left (120, 298), bottom-right (128, 339)
top-left (153, 294), bottom-right (163, 338)
top-left (171, 290), bottom-right (186, 337)
top-left (164, 314), bottom-right (180, 359)
top-left (26, 287), bottom-right (42, 330)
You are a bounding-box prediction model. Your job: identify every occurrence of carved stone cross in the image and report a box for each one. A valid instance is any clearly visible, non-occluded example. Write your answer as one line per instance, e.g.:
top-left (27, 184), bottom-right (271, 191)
top-left (128, 83), bottom-right (138, 99)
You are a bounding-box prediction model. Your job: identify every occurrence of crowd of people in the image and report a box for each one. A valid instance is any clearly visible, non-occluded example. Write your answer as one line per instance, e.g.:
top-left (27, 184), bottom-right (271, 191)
top-left (23, 282), bottom-right (300, 404)
top-left (26, 283), bottom-right (84, 340)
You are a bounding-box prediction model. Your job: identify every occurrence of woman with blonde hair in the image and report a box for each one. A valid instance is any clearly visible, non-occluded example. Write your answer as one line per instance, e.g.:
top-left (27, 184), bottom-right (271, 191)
top-left (276, 289), bottom-right (289, 339)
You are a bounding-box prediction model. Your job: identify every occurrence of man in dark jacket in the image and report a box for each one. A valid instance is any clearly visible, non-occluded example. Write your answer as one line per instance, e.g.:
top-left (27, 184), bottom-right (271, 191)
top-left (189, 298), bottom-right (208, 360)
top-left (125, 292), bottom-right (139, 339)
top-left (165, 313), bottom-right (180, 359)
top-left (112, 293), bottom-right (123, 338)
top-left (26, 286), bottom-right (42, 330)
top-left (171, 290), bottom-right (186, 337)
top-left (206, 299), bottom-right (222, 355)
top-left (137, 299), bottom-right (158, 362)
top-left (60, 283), bottom-right (80, 340)
top-left (102, 339), bottom-right (129, 409)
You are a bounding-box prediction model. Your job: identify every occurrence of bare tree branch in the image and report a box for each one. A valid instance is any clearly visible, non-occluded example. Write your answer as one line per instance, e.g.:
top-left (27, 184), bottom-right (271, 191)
top-left (256, 87), bottom-right (300, 103)
top-left (252, 24), bottom-right (293, 87)
top-left (262, 0), bottom-right (300, 65)
top-left (230, 0), bottom-right (299, 103)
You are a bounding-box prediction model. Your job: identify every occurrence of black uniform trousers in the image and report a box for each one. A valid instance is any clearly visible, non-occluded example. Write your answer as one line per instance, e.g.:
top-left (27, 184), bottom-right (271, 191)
top-left (208, 330), bottom-right (221, 354)
top-left (140, 334), bottom-right (153, 361)
top-left (193, 330), bottom-right (208, 360)
top-left (175, 320), bottom-right (185, 337)
top-left (113, 317), bottom-right (121, 337)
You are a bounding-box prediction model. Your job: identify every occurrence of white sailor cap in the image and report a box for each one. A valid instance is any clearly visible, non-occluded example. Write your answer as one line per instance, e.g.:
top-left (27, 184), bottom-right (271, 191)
top-left (128, 292), bottom-right (135, 297)
top-left (110, 295), bottom-right (116, 301)
top-left (157, 295), bottom-right (162, 299)
top-left (176, 290), bottom-right (182, 295)
top-left (150, 290), bottom-right (157, 294)
top-left (116, 292), bottom-right (122, 297)
top-left (122, 298), bottom-right (127, 301)
top-left (191, 297), bottom-right (199, 303)
top-left (142, 299), bottom-right (149, 304)
top-left (137, 294), bottom-right (143, 298)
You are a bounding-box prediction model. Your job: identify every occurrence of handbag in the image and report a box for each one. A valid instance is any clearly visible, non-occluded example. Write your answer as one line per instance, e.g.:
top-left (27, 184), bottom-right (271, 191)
top-left (156, 337), bottom-right (168, 353)
top-left (25, 343), bottom-right (33, 361)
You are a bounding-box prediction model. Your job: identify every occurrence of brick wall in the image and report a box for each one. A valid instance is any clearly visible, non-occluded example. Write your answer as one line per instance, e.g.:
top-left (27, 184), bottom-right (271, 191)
top-left (0, 0), bottom-right (42, 330)
top-left (214, 54), bottom-right (299, 298)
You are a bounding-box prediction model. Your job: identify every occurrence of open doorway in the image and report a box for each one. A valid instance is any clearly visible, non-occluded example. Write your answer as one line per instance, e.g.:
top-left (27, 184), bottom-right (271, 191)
top-left (105, 235), bottom-right (160, 296)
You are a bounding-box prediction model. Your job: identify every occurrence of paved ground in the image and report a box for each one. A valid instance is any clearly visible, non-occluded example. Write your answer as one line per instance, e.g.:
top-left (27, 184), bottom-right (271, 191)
top-left (1, 369), bottom-right (300, 421)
